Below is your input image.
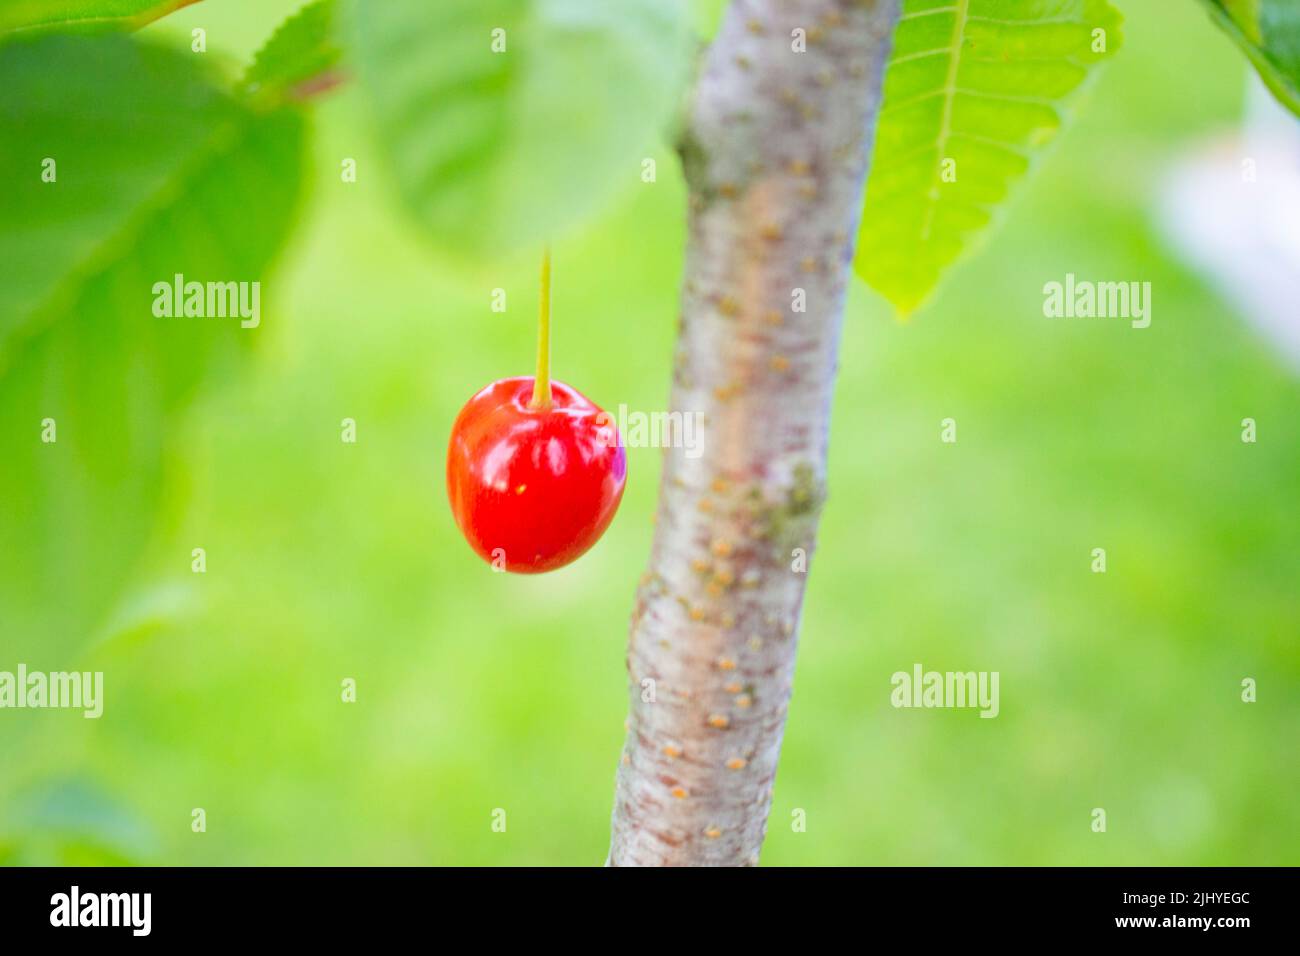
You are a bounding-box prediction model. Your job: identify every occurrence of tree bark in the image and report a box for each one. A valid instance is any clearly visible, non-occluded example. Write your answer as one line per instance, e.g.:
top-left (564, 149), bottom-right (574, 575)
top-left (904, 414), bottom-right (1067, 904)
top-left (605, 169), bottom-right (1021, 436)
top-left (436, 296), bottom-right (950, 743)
top-left (607, 0), bottom-right (900, 866)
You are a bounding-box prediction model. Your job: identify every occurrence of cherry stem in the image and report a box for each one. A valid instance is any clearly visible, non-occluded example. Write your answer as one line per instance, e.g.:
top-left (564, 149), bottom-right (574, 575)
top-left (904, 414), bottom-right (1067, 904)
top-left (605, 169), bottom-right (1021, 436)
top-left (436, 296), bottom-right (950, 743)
top-left (529, 246), bottom-right (553, 410)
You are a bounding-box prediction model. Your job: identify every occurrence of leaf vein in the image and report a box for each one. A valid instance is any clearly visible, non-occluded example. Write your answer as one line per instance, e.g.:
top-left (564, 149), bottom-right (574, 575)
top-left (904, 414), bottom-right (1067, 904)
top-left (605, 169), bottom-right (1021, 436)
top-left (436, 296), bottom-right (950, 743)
top-left (919, 0), bottom-right (970, 241)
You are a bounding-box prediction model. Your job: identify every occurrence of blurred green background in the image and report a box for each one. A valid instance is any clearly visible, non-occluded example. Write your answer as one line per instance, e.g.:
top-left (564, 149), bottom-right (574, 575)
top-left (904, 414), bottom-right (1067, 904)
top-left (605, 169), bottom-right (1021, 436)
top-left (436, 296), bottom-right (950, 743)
top-left (1, 0), bottom-right (1297, 865)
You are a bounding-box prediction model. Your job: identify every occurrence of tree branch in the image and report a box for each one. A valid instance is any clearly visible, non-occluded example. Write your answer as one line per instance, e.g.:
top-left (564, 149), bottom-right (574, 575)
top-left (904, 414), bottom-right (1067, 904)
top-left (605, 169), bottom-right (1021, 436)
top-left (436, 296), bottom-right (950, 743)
top-left (608, 0), bottom-right (900, 866)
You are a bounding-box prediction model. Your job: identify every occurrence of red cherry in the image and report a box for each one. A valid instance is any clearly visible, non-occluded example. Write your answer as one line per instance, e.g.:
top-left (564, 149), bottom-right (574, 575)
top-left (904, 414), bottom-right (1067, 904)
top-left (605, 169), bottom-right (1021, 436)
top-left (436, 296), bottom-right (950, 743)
top-left (446, 376), bottom-right (626, 573)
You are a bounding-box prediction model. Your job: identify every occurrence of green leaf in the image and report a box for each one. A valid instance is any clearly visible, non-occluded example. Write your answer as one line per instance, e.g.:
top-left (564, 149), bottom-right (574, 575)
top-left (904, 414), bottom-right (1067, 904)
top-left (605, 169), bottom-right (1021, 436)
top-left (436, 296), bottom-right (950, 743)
top-left (347, 0), bottom-right (692, 256)
top-left (241, 0), bottom-right (342, 104)
top-left (0, 0), bottom-right (201, 37)
top-left (856, 0), bottom-right (1122, 316)
top-left (1199, 0), bottom-right (1300, 116)
top-left (0, 34), bottom-right (305, 654)
top-left (0, 777), bottom-right (155, 865)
